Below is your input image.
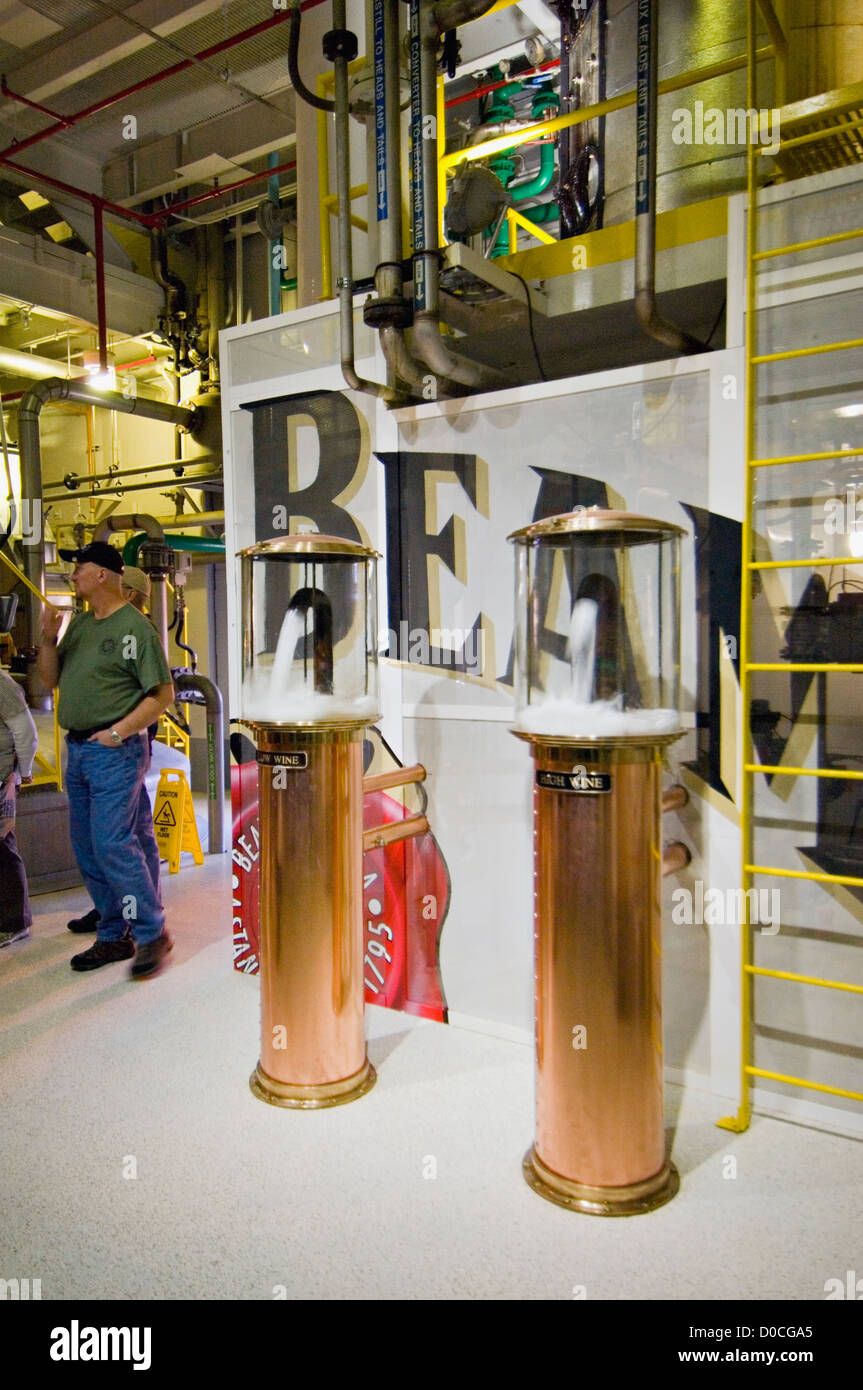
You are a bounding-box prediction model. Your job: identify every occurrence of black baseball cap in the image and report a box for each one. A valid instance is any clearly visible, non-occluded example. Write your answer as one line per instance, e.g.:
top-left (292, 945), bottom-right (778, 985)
top-left (58, 542), bottom-right (124, 574)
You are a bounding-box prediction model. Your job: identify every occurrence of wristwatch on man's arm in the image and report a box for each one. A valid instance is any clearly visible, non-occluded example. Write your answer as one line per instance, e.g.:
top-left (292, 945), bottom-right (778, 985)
top-left (109, 728), bottom-right (123, 745)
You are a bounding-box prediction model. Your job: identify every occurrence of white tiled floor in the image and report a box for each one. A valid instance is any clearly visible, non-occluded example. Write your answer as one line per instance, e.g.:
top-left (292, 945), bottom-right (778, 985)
top-left (1, 855), bottom-right (861, 1301)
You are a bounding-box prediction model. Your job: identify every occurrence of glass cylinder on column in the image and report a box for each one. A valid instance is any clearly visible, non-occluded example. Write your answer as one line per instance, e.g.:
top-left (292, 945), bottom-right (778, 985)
top-left (239, 535), bottom-right (381, 1108)
top-left (510, 508), bottom-right (685, 1213)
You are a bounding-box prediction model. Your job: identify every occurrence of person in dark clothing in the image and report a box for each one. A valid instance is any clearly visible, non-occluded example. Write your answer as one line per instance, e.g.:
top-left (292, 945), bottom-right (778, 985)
top-left (0, 666), bottom-right (38, 947)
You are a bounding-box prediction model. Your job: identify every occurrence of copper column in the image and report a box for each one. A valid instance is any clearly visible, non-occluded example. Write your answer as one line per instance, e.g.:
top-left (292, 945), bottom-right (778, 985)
top-left (249, 726), bottom-right (376, 1108)
top-left (522, 738), bottom-right (679, 1215)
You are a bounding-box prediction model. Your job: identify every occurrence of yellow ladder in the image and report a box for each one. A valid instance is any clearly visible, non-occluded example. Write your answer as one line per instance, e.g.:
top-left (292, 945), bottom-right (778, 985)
top-left (720, 2), bottom-right (863, 1131)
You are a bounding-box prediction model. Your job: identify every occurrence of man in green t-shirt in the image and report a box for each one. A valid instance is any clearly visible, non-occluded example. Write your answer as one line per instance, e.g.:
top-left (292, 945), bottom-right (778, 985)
top-left (37, 542), bottom-right (175, 979)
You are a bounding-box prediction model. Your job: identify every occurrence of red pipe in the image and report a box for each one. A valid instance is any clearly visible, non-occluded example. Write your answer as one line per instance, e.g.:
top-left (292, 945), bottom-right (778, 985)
top-left (93, 199), bottom-right (108, 370)
top-left (445, 58), bottom-right (559, 109)
top-left (1, 154), bottom-right (296, 228)
top-left (0, 0), bottom-right (329, 165)
top-left (0, 76), bottom-right (69, 125)
top-left (157, 158), bottom-right (296, 219)
top-left (1, 156), bottom-right (151, 225)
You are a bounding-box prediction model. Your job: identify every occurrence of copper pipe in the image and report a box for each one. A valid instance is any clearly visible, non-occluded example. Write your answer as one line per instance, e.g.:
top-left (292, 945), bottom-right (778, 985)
top-left (363, 813), bottom-right (429, 853)
top-left (662, 841), bottom-right (692, 877)
top-left (251, 729), bottom-right (375, 1107)
top-left (661, 783), bottom-right (689, 813)
top-left (362, 763), bottom-right (426, 794)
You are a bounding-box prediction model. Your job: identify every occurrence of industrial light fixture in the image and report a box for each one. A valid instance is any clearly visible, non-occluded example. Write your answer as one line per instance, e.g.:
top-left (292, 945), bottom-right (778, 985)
top-left (80, 349), bottom-right (115, 391)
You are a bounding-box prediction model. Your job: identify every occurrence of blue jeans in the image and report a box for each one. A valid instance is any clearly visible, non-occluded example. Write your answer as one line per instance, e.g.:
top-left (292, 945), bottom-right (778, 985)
top-left (65, 735), bottom-right (165, 946)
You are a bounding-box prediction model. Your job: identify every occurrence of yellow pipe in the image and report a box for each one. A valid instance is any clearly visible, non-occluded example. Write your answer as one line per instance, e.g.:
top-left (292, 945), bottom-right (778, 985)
top-left (758, 116), bottom-right (863, 156)
top-left (728, 0), bottom-right (760, 1137)
top-left (745, 1068), bottom-right (863, 1104)
top-left (753, 226), bottom-right (863, 260)
top-left (508, 206), bottom-right (556, 246)
top-left (746, 763), bottom-right (863, 780)
top-left (747, 663), bottom-right (863, 672)
top-left (756, 0), bottom-right (786, 106)
top-left (439, 47), bottom-right (774, 171)
top-left (746, 863), bottom-right (863, 887)
top-left (752, 336), bottom-right (863, 364)
top-left (751, 446), bottom-right (863, 467)
top-left (748, 966), bottom-right (863, 996)
top-left (317, 76), bottom-right (333, 301)
top-left (323, 184), bottom-right (368, 206)
top-left (437, 74), bottom-right (446, 245)
top-left (749, 556), bottom-right (863, 569)
top-left (0, 548), bottom-right (61, 609)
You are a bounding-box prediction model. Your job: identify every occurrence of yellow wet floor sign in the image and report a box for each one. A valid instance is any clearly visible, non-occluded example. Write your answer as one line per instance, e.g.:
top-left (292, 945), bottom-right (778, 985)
top-left (153, 769), bottom-right (204, 874)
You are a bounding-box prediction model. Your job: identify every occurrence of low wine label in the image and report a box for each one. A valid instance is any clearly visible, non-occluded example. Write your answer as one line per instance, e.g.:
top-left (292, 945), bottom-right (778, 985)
top-left (256, 751), bottom-right (309, 769)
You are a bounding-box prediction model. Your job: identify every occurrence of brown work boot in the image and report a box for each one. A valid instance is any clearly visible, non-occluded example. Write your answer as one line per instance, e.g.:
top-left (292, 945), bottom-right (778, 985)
top-left (130, 930), bottom-right (174, 980)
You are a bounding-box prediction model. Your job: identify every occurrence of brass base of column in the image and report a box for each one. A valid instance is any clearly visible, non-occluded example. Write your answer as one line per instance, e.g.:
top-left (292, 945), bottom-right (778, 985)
top-left (523, 1146), bottom-right (680, 1217)
top-left (250, 1058), bottom-right (377, 1110)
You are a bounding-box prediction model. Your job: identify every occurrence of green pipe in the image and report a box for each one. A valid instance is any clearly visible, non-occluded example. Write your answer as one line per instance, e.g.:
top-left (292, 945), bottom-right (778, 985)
top-left (512, 141), bottom-right (556, 203)
top-left (521, 201), bottom-right (559, 224)
top-left (124, 532), bottom-right (226, 565)
top-left (267, 151), bottom-right (282, 317)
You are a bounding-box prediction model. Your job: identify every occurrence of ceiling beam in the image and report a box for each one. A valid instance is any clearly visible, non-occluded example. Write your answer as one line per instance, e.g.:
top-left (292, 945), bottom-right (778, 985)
top-left (0, 0), bottom-right (229, 105)
top-left (104, 98), bottom-right (297, 206)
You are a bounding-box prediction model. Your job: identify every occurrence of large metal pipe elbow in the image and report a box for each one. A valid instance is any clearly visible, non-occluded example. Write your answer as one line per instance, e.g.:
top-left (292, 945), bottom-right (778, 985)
top-left (432, 0), bottom-right (497, 36)
top-left (412, 314), bottom-right (503, 389)
top-left (634, 290), bottom-right (704, 356)
top-left (95, 514), bottom-right (165, 542)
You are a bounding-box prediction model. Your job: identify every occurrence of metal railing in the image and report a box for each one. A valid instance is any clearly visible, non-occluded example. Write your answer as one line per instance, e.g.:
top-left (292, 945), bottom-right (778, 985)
top-left (719, 1), bottom-right (863, 1133)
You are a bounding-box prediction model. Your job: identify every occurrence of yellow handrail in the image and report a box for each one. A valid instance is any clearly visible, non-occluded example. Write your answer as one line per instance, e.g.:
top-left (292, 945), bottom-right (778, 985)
top-left (439, 47), bottom-right (775, 175)
top-left (718, 1), bottom-right (762, 1138)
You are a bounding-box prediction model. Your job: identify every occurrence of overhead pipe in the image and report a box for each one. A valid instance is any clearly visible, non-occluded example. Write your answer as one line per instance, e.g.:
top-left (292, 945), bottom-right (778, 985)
top-left (0, 153), bottom-right (297, 232)
top-left (0, 344), bottom-right (87, 382)
top-left (367, 0), bottom-right (434, 397)
top-left (124, 533), bottom-right (225, 564)
top-left (17, 378), bottom-right (196, 668)
top-left (44, 458), bottom-right (213, 491)
top-left (288, 0), bottom-right (336, 112)
top-left (634, 0), bottom-right (705, 355)
top-left (409, 0), bottom-right (503, 390)
top-left (150, 231), bottom-right (187, 318)
top-left (445, 59), bottom-right (560, 109)
top-left (94, 513), bottom-right (165, 542)
top-left (329, 0), bottom-right (394, 400)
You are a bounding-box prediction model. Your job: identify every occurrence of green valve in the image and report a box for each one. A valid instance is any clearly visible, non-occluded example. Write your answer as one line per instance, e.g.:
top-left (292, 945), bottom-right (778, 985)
top-left (490, 156), bottom-right (516, 187)
top-left (531, 88), bottom-right (559, 120)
